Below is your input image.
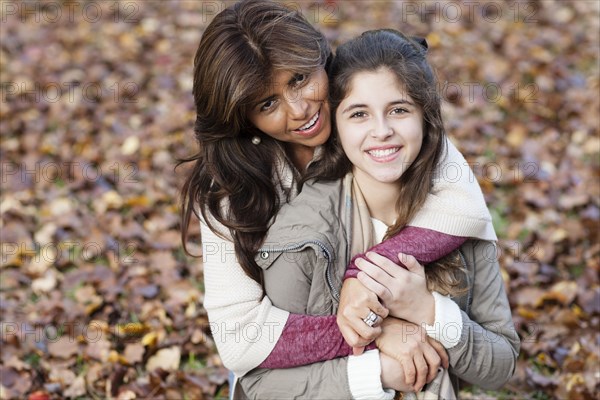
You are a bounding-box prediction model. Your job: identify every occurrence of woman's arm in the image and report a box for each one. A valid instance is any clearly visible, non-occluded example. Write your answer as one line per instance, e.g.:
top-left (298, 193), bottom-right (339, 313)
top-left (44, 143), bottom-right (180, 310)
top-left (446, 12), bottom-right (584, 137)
top-left (240, 349), bottom-right (407, 400)
top-left (344, 226), bottom-right (466, 279)
top-left (202, 221), bottom-right (369, 375)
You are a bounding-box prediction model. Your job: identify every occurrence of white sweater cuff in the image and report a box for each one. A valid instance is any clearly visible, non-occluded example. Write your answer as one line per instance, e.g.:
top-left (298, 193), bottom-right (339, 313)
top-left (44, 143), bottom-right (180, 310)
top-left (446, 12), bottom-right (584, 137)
top-left (347, 349), bottom-right (395, 400)
top-left (424, 291), bottom-right (463, 348)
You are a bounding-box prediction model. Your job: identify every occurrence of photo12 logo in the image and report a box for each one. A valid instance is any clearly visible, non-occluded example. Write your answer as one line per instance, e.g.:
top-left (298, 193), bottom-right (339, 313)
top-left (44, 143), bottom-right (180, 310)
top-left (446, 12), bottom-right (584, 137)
top-left (1, 81), bottom-right (139, 104)
top-left (1, 161), bottom-right (139, 185)
top-left (1, 1), bottom-right (140, 24)
top-left (399, 1), bottom-right (538, 24)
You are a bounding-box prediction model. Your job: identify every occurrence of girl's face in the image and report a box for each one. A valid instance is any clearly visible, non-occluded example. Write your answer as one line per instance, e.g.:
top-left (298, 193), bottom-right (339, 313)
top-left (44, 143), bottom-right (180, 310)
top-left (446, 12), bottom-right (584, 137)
top-left (336, 67), bottom-right (423, 188)
top-left (247, 67), bottom-right (331, 150)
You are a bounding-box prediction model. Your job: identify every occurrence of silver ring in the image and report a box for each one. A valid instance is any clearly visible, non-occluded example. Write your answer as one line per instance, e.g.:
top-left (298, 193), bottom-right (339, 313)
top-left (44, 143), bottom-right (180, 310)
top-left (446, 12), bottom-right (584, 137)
top-left (363, 311), bottom-right (378, 327)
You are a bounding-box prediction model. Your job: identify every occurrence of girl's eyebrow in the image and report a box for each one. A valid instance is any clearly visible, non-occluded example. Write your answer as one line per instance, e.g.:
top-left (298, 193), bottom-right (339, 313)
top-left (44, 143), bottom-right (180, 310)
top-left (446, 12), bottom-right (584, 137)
top-left (341, 99), bottom-right (414, 114)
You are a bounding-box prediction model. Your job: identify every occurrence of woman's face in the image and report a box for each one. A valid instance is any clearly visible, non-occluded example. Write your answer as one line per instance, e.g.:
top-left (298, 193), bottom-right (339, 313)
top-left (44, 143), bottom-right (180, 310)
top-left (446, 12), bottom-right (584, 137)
top-left (336, 67), bottom-right (424, 188)
top-left (247, 67), bottom-right (331, 149)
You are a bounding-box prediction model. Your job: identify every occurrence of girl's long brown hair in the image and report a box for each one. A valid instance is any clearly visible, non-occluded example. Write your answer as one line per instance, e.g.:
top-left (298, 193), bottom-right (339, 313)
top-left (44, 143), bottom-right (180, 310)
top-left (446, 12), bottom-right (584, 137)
top-left (180, 0), bottom-right (330, 285)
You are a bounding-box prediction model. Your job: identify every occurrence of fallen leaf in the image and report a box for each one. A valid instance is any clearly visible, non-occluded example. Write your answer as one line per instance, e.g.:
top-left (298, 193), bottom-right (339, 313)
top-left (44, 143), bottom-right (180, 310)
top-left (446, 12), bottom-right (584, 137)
top-left (48, 337), bottom-right (79, 359)
top-left (63, 375), bottom-right (86, 398)
top-left (124, 343), bottom-right (145, 364)
top-left (146, 346), bottom-right (181, 372)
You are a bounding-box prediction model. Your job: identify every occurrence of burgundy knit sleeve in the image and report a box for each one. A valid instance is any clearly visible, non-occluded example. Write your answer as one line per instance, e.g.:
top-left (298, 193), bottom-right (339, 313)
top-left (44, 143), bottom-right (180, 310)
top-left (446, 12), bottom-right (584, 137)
top-left (344, 226), bottom-right (467, 279)
top-left (258, 314), bottom-right (377, 369)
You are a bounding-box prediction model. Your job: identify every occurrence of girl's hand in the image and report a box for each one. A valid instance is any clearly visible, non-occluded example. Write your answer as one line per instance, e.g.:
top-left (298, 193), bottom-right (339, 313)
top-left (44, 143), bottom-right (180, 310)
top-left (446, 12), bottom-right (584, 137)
top-left (377, 318), bottom-right (449, 393)
top-left (337, 278), bottom-right (389, 354)
top-left (356, 252), bottom-right (435, 326)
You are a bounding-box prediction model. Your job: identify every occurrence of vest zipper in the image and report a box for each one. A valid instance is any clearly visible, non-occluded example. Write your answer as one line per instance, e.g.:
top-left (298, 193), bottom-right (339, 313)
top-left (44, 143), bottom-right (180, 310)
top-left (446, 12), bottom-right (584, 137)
top-left (258, 240), bottom-right (339, 301)
top-left (458, 249), bottom-right (473, 315)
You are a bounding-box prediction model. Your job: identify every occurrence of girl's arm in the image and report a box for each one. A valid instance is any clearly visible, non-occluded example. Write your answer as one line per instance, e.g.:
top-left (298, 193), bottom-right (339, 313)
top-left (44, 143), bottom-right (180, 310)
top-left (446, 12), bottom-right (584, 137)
top-left (444, 240), bottom-right (520, 389)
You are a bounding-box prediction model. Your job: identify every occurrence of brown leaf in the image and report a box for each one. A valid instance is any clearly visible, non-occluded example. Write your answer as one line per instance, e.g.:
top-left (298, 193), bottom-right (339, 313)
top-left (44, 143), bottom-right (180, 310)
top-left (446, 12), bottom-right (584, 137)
top-left (48, 368), bottom-right (76, 386)
top-left (541, 281), bottom-right (578, 306)
top-left (146, 346), bottom-right (181, 372)
top-left (48, 336), bottom-right (79, 359)
top-left (85, 337), bottom-right (111, 362)
top-left (63, 376), bottom-right (86, 398)
top-left (124, 343), bottom-right (145, 364)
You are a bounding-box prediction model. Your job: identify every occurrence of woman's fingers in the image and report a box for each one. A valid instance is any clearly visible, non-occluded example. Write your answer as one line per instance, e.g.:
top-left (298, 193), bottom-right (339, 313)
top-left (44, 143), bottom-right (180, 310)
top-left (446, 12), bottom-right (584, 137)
top-left (412, 354), bottom-right (429, 392)
top-left (427, 338), bottom-right (449, 369)
top-left (400, 358), bottom-right (417, 388)
top-left (421, 343), bottom-right (442, 383)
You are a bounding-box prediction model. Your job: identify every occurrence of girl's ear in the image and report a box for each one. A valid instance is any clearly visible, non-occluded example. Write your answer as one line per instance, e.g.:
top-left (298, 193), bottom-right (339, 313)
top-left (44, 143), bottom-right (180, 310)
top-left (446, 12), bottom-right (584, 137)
top-left (411, 36), bottom-right (429, 52)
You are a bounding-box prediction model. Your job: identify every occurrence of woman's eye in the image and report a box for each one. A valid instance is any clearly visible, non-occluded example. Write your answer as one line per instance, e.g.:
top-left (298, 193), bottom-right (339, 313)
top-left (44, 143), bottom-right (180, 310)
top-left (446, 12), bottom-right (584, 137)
top-left (292, 73), bottom-right (308, 86)
top-left (260, 99), bottom-right (277, 112)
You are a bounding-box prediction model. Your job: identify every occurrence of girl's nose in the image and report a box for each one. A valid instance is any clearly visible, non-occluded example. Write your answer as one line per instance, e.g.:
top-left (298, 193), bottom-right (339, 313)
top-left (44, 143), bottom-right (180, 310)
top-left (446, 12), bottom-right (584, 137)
top-left (371, 118), bottom-right (394, 139)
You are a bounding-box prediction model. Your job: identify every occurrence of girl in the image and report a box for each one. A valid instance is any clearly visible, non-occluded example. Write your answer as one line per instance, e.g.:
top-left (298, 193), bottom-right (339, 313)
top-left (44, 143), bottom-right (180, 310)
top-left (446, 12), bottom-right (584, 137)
top-left (180, 0), bottom-right (502, 397)
top-left (235, 29), bottom-right (520, 399)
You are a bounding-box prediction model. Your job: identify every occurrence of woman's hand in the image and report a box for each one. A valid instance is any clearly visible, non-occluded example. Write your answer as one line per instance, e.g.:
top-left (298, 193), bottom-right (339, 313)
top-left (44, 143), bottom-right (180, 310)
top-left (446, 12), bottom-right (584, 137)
top-left (337, 278), bottom-right (389, 354)
top-left (356, 252), bottom-right (435, 326)
top-left (376, 318), bottom-right (449, 392)
top-left (380, 352), bottom-right (414, 392)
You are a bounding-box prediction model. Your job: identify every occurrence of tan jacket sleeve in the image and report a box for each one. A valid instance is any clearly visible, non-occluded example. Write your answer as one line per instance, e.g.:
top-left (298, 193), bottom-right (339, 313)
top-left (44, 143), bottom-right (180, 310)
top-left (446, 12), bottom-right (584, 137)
top-left (448, 240), bottom-right (520, 389)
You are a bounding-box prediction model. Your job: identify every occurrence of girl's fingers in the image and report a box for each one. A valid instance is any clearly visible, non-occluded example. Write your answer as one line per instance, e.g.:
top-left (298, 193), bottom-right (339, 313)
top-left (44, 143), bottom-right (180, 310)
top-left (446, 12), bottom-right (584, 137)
top-left (356, 271), bottom-right (392, 300)
top-left (397, 252), bottom-right (425, 277)
top-left (356, 257), bottom-right (394, 280)
top-left (348, 312), bottom-right (381, 343)
top-left (365, 251), bottom-right (407, 278)
top-left (339, 321), bottom-right (372, 348)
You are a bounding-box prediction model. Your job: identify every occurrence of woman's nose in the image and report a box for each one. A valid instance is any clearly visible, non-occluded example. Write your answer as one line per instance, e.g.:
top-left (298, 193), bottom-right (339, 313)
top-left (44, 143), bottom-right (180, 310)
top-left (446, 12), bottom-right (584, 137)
top-left (286, 91), bottom-right (310, 120)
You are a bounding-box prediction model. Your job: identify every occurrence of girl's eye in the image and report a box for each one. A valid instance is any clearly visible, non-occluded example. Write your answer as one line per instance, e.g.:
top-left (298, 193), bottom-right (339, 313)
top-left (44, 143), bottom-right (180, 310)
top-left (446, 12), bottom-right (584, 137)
top-left (349, 111), bottom-right (367, 118)
top-left (391, 107), bottom-right (409, 115)
top-left (260, 99), bottom-right (278, 112)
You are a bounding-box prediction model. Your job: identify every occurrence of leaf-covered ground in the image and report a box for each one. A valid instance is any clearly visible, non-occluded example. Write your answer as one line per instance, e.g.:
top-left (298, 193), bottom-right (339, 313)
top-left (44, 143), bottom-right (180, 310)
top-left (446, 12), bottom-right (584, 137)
top-left (1, 1), bottom-right (598, 399)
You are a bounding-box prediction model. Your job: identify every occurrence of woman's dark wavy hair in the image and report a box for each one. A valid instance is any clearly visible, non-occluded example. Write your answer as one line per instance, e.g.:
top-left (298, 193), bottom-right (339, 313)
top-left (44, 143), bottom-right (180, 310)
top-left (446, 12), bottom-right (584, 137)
top-left (179, 0), bottom-right (331, 286)
top-left (305, 29), bottom-right (465, 295)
